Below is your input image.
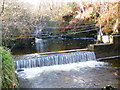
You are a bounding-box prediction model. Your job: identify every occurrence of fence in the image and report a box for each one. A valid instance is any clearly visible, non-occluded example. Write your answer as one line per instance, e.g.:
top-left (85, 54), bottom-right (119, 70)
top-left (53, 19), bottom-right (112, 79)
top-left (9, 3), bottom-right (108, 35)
top-left (2, 22), bottom-right (118, 39)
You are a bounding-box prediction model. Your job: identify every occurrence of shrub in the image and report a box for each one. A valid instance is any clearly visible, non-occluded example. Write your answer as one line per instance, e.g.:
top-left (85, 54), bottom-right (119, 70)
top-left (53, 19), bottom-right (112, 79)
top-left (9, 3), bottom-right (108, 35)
top-left (0, 47), bottom-right (19, 88)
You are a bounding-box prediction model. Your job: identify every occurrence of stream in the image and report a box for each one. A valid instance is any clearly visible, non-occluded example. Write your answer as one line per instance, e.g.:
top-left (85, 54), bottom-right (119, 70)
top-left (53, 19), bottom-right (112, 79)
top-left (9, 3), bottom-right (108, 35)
top-left (12, 37), bottom-right (119, 88)
top-left (17, 59), bottom-right (120, 88)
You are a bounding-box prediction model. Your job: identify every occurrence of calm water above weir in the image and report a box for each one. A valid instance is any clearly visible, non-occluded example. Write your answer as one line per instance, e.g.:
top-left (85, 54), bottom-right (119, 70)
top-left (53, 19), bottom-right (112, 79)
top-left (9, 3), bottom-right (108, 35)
top-left (12, 38), bottom-right (96, 55)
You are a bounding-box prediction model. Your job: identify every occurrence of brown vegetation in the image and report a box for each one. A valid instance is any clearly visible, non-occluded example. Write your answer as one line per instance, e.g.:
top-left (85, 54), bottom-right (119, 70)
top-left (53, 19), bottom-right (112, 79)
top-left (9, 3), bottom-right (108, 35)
top-left (60, 1), bottom-right (120, 35)
top-left (1, 0), bottom-right (120, 38)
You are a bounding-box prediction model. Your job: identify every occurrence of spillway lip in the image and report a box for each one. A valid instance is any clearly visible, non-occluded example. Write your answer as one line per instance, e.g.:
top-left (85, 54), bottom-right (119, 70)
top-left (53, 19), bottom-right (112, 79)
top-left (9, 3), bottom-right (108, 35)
top-left (97, 55), bottom-right (120, 61)
top-left (37, 48), bottom-right (89, 55)
top-left (14, 48), bottom-right (89, 60)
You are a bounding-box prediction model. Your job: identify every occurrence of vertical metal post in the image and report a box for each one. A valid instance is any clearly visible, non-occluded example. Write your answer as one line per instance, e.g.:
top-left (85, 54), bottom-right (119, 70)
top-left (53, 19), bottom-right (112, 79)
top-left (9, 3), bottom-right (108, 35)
top-left (97, 24), bottom-right (103, 43)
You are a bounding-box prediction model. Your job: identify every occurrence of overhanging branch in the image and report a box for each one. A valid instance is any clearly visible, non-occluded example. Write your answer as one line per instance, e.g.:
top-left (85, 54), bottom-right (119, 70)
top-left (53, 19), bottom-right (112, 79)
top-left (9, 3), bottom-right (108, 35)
top-left (0, 0), bottom-right (5, 16)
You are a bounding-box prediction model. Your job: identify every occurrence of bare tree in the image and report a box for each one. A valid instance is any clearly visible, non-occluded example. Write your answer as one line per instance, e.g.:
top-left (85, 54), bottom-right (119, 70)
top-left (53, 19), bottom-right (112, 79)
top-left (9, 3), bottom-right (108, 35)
top-left (0, 0), bottom-right (5, 16)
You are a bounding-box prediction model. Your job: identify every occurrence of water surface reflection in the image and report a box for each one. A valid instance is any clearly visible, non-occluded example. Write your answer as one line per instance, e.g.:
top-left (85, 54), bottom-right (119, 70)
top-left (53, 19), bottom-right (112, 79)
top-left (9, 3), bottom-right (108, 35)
top-left (12, 38), bottom-right (96, 55)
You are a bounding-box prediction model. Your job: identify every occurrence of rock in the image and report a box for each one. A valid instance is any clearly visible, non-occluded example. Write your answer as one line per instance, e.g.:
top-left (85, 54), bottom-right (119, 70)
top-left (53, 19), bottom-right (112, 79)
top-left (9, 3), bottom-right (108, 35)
top-left (102, 85), bottom-right (116, 90)
top-left (17, 69), bottom-right (24, 72)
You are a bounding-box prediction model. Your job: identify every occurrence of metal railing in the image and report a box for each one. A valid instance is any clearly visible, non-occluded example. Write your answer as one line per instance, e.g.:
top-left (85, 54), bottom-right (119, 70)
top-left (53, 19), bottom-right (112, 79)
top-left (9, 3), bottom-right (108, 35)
top-left (2, 22), bottom-right (117, 39)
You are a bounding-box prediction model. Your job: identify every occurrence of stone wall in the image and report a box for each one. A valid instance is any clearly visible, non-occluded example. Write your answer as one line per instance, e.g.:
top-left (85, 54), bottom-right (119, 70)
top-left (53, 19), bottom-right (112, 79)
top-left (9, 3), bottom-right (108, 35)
top-left (91, 1), bottom-right (120, 59)
top-left (88, 35), bottom-right (120, 58)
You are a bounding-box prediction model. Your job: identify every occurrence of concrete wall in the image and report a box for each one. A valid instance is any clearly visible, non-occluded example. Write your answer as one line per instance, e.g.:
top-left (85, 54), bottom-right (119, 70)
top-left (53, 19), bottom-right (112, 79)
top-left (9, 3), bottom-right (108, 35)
top-left (91, 1), bottom-right (120, 59)
top-left (88, 35), bottom-right (120, 58)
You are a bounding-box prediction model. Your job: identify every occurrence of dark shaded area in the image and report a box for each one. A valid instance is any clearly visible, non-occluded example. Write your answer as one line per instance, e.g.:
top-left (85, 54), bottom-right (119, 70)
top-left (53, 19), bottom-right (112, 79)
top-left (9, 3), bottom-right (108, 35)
top-left (2, 38), bottom-right (35, 48)
top-left (11, 38), bottom-right (96, 55)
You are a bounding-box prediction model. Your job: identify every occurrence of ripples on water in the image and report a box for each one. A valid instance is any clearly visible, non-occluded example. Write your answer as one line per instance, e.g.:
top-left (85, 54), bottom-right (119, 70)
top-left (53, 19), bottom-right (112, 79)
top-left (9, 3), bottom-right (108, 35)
top-left (13, 38), bottom-right (119, 88)
top-left (17, 60), bottom-right (119, 88)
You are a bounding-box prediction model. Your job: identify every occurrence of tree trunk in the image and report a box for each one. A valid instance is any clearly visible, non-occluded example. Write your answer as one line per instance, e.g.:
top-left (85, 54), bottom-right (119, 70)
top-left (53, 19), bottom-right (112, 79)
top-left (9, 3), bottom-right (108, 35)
top-left (0, 0), bottom-right (5, 16)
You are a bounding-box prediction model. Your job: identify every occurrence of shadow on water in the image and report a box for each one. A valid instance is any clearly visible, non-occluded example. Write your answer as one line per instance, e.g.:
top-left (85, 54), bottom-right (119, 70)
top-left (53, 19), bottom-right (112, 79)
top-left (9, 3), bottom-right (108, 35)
top-left (12, 38), bottom-right (96, 55)
top-left (100, 58), bottom-right (120, 87)
top-left (103, 58), bottom-right (120, 67)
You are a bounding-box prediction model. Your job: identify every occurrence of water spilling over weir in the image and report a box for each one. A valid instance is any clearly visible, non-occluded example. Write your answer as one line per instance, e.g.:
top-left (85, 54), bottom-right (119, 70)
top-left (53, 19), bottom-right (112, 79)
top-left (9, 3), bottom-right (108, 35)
top-left (15, 51), bottom-right (96, 69)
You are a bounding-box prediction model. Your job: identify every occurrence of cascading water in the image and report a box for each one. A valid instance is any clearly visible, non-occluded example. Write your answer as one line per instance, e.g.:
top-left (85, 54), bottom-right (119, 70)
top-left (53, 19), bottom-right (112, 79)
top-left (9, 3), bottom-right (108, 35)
top-left (15, 51), bottom-right (96, 69)
top-left (35, 38), bottom-right (45, 52)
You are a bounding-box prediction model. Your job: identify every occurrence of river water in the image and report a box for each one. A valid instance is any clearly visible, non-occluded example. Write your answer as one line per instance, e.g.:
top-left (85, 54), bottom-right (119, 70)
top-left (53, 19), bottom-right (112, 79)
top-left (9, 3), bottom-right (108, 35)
top-left (12, 37), bottom-right (96, 55)
top-left (17, 59), bottom-right (120, 88)
top-left (12, 37), bottom-right (120, 88)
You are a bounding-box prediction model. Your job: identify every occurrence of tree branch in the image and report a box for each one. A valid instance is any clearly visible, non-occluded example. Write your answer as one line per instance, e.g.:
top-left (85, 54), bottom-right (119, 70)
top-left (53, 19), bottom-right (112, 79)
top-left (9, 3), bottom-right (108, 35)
top-left (0, 0), bottom-right (5, 16)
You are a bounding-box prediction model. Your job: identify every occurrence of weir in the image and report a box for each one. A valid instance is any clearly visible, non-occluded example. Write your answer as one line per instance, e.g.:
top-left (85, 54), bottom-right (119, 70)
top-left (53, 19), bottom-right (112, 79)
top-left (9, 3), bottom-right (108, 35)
top-left (15, 51), bottom-right (96, 69)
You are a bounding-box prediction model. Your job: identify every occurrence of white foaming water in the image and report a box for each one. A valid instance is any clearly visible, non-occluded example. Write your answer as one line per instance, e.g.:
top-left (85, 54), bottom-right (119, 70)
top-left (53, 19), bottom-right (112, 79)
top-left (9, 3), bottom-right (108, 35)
top-left (17, 61), bottom-right (107, 79)
top-left (15, 51), bottom-right (96, 69)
